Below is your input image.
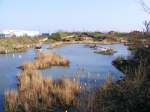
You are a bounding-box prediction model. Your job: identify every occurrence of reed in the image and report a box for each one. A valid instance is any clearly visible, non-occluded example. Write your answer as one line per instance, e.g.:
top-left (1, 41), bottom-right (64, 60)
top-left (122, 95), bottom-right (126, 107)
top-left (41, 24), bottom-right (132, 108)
top-left (5, 69), bottom-right (80, 112)
top-left (50, 42), bottom-right (64, 48)
top-left (35, 52), bottom-right (70, 67)
top-left (19, 62), bottom-right (36, 70)
top-left (20, 52), bottom-right (70, 70)
top-left (4, 90), bottom-right (18, 112)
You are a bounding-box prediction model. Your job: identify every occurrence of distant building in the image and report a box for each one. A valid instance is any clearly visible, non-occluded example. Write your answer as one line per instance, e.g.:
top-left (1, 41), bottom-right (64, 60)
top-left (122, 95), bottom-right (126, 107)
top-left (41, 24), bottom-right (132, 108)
top-left (0, 33), bottom-right (5, 38)
top-left (41, 33), bottom-right (50, 37)
top-left (0, 30), bottom-right (40, 37)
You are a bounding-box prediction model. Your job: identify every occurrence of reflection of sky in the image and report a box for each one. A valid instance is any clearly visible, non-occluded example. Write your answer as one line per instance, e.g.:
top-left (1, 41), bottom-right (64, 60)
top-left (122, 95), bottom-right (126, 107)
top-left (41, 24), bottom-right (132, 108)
top-left (41, 44), bottom-right (130, 81)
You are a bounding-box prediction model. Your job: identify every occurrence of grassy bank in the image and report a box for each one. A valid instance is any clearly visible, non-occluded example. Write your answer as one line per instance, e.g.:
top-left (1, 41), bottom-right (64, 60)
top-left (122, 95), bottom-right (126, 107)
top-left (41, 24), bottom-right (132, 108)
top-left (47, 31), bottom-right (126, 45)
top-left (0, 37), bottom-right (41, 54)
top-left (102, 33), bottom-right (150, 112)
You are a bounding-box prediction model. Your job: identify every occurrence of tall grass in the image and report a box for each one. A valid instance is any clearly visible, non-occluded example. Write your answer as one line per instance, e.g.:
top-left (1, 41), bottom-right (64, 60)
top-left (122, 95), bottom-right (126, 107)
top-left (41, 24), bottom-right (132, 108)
top-left (20, 52), bottom-right (70, 70)
top-left (50, 42), bottom-right (64, 48)
top-left (5, 32), bottom-right (150, 112)
top-left (6, 61), bottom-right (150, 112)
top-left (4, 90), bottom-right (18, 112)
top-left (0, 37), bottom-right (41, 54)
top-left (5, 69), bottom-right (80, 112)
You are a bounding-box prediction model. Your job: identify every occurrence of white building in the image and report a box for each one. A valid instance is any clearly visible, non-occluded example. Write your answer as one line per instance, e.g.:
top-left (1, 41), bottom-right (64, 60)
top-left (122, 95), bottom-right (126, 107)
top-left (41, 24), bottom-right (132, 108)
top-left (0, 30), bottom-right (40, 37)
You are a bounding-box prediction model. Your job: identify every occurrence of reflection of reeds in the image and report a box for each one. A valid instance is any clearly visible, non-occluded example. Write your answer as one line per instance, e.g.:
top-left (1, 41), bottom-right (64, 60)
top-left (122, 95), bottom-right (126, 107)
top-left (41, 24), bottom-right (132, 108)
top-left (5, 69), bottom-right (80, 112)
top-left (20, 52), bottom-right (70, 70)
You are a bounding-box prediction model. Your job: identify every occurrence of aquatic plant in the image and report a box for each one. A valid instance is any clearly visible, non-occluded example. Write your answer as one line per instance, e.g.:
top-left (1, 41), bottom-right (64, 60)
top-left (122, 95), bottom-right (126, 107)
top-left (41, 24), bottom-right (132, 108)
top-left (20, 52), bottom-right (70, 70)
top-left (5, 69), bottom-right (80, 112)
top-left (50, 42), bottom-right (64, 48)
top-left (4, 90), bottom-right (18, 112)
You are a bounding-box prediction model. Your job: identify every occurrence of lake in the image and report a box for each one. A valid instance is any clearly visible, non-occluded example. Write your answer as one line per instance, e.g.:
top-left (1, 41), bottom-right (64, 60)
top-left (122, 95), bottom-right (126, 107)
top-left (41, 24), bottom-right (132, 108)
top-left (0, 44), bottom-right (130, 112)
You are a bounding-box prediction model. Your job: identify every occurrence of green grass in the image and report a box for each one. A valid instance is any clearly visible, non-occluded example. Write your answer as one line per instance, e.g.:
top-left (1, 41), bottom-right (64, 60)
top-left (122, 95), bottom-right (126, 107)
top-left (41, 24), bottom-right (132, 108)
top-left (47, 31), bottom-right (126, 42)
top-left (0, 37), bottom-right (41, 54)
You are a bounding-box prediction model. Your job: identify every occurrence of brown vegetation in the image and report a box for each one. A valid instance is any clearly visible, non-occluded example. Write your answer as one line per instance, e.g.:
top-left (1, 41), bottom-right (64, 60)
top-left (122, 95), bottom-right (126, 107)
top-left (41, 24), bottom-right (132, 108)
top-left (5, 32), bottom-right (150, 112)
top-left (5, 69), bottom-right (80, 112)
top-left (50, 42), bottom-right (64, 48)
top-left (20, 52), bottom-right (70, 70)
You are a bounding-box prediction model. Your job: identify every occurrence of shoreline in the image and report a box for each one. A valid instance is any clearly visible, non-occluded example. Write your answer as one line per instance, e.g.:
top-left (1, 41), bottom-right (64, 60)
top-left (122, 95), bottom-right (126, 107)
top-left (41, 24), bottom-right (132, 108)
top-left (63, 41), bottom-right (121, 45)
top-left (0, 38), bottom-right (127, 54)
top-left (0, 37), bottom-right (47, 54)
top-left (49, 40), bottom-right (124, 49)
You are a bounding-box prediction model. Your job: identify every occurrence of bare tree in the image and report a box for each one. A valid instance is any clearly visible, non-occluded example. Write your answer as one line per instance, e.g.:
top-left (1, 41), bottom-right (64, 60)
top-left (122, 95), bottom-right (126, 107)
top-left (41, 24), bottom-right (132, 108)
top-left (140, 0), bottom-right (150, 14)
top-left (140, 1), bottom-right (150, 32)
top-left (143, 20), bottom-right (150, 32)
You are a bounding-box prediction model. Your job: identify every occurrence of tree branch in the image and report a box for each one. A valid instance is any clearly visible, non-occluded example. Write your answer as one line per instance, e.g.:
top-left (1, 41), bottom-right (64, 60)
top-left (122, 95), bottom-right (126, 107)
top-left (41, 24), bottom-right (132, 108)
top-left (140, 0), bottom-right (150, 14)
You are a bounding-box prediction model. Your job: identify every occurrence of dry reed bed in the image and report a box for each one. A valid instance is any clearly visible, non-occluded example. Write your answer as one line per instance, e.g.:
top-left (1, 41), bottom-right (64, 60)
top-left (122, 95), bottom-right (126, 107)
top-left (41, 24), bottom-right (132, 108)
top-left (20, 52), bottom-right (70, 70)
top-left (50, 42), bottom-right (64, 48)
top-left (5, 69), bottom-right (80, 112)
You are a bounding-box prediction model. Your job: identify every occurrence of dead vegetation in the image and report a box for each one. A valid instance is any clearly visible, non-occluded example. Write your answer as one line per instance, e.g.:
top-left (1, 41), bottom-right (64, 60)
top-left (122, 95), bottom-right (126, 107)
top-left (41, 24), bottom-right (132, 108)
top-left (5, 69), bottom-right (80, 112)
top-left (20, 52), bottom-right (70, 70)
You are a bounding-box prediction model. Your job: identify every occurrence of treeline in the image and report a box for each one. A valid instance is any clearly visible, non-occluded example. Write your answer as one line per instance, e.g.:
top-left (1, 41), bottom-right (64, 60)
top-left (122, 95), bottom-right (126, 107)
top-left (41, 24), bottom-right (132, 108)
top-left (47, 31), bottom-right (128, 41)
top-left (47, 30), bottom-right (150, 43)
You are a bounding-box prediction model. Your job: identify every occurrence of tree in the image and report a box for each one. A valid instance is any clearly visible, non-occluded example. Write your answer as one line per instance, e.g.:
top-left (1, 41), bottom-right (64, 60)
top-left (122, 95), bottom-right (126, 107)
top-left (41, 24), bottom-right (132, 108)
top-left (49, 32), bottom-right (61, 41)
top-left (140, 1), bottom-right (150, 33)
top-left (140, 0), bottom-right (150, 14)
top-left (143, 20), bottom-right (150, 32)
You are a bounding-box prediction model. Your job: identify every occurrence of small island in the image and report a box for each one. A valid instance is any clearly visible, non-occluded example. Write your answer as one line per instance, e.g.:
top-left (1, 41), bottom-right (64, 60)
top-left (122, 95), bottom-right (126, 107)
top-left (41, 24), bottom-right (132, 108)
top-left (94, 46), bottom-right (117, 55)
top-left (20, 52), bottom-right (70, 70)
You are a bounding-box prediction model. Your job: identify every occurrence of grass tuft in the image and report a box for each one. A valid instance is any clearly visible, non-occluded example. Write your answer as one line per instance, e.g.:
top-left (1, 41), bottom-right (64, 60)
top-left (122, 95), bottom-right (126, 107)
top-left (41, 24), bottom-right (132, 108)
top-left (20, 52), bottom-right (70, 70)
top-left (5, 69), bottom-right (80, 112)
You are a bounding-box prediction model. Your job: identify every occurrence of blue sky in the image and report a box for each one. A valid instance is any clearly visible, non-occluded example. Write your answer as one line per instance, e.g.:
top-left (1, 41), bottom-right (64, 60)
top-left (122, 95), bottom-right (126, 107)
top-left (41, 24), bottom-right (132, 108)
top-left (0, 0), bottom-right (150, 32)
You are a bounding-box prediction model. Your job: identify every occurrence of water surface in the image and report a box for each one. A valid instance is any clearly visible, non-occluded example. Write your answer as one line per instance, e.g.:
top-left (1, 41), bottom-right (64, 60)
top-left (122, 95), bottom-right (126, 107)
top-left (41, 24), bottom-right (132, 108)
top-left (0, 44), bottom-right (130, 112)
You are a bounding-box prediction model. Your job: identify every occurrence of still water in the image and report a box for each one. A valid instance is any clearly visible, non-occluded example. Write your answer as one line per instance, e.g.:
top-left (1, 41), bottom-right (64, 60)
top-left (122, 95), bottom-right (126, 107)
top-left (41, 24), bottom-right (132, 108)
top-left (0, 44), bottom-right (130, 111)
